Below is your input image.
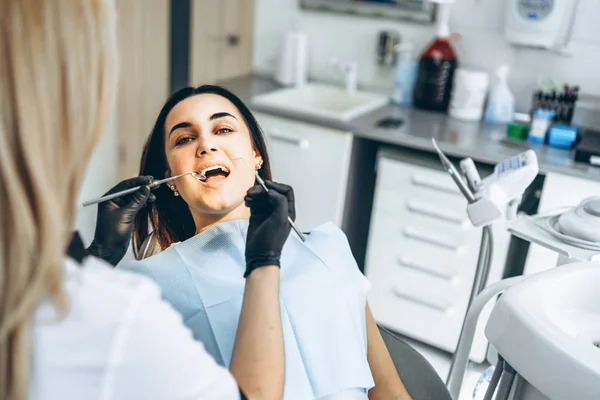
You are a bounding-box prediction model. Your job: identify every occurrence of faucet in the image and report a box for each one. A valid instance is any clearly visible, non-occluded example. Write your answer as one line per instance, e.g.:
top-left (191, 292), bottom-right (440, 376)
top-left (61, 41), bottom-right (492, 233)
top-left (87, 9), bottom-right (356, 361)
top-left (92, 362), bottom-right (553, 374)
top-left (329, 58), bottom-right (358, 94)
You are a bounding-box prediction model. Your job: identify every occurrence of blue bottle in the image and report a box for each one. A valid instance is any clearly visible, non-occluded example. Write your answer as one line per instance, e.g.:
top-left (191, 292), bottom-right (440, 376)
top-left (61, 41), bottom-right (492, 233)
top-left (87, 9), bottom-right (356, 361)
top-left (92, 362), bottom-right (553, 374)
top-left (392, 43), bottom-right (417, 107)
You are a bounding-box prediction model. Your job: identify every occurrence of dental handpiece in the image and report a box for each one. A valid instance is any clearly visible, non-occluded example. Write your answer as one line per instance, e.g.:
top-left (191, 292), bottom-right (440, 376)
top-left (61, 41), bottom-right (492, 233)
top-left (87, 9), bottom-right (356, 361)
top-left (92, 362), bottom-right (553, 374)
top-left (235, 158), bottom-right (307, 242)
top-left (82, 172), bottom-right (199, 207)
top-left (431, 139), bottom-right (476, 204)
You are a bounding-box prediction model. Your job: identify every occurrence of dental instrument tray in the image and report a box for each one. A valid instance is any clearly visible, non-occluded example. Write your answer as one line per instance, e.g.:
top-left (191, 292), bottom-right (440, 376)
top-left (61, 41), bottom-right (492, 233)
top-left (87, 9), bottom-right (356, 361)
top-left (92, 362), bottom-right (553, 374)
top-left (508, 210), bottom-right (600, 261)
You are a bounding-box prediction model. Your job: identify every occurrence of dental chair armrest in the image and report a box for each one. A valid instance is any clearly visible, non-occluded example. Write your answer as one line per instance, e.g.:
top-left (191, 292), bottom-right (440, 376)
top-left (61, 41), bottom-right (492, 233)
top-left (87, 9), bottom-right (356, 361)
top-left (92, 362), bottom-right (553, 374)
top-left (378, 325), bottom-right (452, 400)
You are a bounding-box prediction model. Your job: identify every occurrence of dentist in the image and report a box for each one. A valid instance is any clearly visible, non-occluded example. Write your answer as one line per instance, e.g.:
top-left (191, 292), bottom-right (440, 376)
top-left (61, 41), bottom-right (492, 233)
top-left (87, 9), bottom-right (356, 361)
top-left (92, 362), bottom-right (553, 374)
top-left (0, 1), bottom-right (287, 399)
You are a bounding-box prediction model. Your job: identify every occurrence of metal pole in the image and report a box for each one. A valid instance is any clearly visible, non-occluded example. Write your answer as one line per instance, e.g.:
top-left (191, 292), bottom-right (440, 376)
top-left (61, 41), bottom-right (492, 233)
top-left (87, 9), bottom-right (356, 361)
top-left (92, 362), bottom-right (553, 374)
top-left (446, 225), bottom-right (493, 387)
top-left (446, 225), bottom-right (493, 399)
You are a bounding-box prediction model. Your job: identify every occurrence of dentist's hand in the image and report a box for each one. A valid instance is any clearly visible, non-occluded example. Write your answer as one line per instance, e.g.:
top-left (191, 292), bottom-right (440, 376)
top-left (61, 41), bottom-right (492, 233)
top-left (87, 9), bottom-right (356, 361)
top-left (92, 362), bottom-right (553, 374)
top-left (243, 181), bottom-right (296, 277)
top-left (86, 176), bottom-right (156, 266)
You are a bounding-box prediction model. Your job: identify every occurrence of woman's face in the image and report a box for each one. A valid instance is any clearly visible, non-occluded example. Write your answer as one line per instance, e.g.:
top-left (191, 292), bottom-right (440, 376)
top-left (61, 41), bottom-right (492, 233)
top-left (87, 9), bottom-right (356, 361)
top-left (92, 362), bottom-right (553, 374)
top-left (163, 93), bottom-right (261, 218)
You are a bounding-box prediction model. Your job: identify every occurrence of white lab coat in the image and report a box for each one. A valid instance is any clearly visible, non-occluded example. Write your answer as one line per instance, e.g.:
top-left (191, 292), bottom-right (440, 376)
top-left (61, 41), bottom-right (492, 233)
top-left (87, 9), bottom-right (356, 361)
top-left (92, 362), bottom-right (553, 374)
top-left (29, 256), bottom-right (240, 400)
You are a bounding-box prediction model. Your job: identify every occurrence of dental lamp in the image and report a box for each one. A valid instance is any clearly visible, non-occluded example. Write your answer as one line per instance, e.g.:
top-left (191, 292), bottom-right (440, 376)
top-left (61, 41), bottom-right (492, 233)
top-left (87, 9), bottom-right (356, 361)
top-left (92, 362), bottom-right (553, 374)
top-left (433, 139), bottom-right (600, 400)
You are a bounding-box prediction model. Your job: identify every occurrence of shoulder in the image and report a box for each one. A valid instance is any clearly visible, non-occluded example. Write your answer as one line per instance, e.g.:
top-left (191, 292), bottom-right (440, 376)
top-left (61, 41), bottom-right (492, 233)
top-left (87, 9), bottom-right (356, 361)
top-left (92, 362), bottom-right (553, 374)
top-left (305, 222), bottom-right (353, 256)
top-left (55, 257), bottom-right (165, 327)
top-left (303, 223), bottom-right (371, 292)
top-left (71, 256), bottom-right (161, 307)
top-left (307, 221), bottom-right (349, 242)
top-left (34, 258), bottom-right (164, 362)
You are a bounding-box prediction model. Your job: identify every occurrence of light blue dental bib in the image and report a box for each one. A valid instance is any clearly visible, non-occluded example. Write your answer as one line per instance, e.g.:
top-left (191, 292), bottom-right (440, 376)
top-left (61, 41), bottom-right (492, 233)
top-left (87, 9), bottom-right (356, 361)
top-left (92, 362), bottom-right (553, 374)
top-left (121, 220), bottom-right (374, 399)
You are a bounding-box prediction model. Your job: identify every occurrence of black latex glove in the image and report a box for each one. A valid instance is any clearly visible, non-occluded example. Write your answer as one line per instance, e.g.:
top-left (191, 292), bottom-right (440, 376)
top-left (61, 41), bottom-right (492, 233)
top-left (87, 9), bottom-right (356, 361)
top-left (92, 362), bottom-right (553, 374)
top-left (243, 181), bottom-right (296, 277)
top-left (86, 176), bottom-right (156, 266)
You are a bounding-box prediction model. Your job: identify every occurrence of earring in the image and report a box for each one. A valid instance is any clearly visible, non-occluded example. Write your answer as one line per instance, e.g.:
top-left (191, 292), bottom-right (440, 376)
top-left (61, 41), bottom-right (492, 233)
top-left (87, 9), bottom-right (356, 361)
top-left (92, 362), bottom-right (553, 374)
top-left (170, 185), bottom-right (179, 196)
top-left (255, 159), bottom-right (263, 171)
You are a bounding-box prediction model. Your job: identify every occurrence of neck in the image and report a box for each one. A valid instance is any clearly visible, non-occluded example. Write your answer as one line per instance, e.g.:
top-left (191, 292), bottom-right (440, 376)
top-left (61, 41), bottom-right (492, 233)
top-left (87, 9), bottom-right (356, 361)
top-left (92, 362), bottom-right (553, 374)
top-left (192, 204), bottom-right (250, 234)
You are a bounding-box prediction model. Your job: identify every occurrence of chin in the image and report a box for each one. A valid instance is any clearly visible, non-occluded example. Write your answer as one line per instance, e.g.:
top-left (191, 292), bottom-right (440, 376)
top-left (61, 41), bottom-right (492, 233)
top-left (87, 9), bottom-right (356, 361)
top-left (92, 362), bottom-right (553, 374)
top-left (187, 191), bottom-right (247, 217)
top-left (200, 200), bottom-right (245, 215)
top-left (182, 175), bottom-right (253, 218)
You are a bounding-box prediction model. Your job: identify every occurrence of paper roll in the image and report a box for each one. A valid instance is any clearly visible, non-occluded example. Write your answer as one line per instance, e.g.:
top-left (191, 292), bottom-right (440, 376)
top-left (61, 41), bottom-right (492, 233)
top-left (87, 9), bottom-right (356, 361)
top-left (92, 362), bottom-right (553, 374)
top-left (276, 31), bottom-right (308, 87)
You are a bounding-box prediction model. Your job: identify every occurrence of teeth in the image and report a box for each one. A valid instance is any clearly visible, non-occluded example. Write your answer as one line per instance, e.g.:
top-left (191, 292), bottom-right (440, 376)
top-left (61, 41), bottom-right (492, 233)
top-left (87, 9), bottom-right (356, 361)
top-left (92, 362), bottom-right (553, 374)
top-left (201, 165), bottom-right (230, 175)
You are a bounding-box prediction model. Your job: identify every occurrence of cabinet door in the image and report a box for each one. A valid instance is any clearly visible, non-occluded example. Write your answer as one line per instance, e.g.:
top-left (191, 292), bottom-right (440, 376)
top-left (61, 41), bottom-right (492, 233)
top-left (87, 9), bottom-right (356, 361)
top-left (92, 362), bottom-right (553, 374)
top-left (190, 0), bottom-right (255, 84)
top-left (253, 112), bottom-right (353, 232)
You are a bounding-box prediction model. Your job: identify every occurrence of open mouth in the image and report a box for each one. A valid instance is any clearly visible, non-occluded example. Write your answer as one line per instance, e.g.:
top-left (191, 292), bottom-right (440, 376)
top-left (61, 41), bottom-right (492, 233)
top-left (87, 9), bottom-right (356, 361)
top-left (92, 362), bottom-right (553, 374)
top-left (196, 165), bottom-right (231, 184)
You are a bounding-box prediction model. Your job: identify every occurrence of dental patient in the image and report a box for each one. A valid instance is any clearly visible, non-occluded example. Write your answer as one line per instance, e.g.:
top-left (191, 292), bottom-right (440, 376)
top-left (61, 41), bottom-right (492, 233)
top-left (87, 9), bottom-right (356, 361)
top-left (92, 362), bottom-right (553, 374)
top-left (120, 85), bottom-right (411, 400)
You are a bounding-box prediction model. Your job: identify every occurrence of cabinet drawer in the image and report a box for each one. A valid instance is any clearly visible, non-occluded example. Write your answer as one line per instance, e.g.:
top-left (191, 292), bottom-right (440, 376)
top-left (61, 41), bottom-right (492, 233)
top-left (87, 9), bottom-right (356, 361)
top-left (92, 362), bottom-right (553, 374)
top-left (365, 227), bottom-right (480, 298)
top-left (369, 206), bottom-right (480, 253)
top-left (378, 156), bottom-right (463, 194)
top-left (366, 249), bottom-right (467, 352)
top-left (365, 245), bottom-right (462, 303)
top-left (374, 158), bottom-right (468, 217)
top-left (374, 187), bottom-right (468, 223)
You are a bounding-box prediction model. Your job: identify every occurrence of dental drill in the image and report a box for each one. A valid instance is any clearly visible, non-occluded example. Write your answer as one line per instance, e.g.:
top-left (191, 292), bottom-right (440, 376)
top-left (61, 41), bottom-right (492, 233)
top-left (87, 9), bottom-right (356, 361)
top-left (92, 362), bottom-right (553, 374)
top-left (431, 139), bottom-right (539, 399)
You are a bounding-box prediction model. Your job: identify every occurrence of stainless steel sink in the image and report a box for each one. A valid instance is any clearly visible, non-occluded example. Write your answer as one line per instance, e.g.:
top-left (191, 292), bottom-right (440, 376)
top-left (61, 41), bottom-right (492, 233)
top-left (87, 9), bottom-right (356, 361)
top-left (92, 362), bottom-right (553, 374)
top-left (250, 83), bottom-right (389, 123)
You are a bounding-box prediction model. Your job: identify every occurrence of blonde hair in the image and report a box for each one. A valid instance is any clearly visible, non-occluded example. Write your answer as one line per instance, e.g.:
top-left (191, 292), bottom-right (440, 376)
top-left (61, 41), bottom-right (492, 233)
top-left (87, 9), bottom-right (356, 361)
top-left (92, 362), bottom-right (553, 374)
top-left (0, 0), bottom-right (117, 398)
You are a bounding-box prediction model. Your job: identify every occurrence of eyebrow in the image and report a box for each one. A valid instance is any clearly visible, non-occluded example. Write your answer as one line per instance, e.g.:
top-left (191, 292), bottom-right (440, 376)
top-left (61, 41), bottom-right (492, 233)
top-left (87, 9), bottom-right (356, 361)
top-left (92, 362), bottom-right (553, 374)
top-left (169, 122), bottom-right (192, 136)
top-left (210, 112), bottom-right (237, 121)
top-left (168, 112), bottom-right (237, 136)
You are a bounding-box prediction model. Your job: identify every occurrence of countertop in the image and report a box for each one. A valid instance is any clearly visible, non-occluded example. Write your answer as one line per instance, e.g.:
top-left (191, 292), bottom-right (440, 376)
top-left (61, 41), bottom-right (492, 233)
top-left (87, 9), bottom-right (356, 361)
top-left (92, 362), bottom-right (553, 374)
top-left (218, 75), bottom-right (600, 181)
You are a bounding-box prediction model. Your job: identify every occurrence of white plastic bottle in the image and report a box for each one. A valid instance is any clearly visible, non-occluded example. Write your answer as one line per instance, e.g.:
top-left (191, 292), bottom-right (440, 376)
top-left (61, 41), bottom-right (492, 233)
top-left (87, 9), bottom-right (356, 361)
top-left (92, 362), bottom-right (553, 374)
top-left (484, 65), bottom-right (515, 124)
top-left (392, 42), bottom-right (417, 106)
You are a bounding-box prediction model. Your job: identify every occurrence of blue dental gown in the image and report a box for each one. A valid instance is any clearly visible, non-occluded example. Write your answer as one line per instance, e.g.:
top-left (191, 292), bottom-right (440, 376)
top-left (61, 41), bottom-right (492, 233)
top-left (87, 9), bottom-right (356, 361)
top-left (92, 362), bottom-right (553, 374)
top-left (120, 219), bottom-right (374, 399)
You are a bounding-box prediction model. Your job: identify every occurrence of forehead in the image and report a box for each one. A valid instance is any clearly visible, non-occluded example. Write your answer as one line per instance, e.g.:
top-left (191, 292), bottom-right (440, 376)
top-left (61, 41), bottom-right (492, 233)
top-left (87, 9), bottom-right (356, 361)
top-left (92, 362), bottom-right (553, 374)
top-left (164, 93), bottom-right (241, 130)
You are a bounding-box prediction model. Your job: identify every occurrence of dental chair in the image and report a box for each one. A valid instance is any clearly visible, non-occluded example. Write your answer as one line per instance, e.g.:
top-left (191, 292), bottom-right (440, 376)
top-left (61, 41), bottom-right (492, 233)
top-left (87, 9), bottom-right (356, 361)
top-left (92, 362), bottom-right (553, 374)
top-left (379, 325), bottom-right (453, 400)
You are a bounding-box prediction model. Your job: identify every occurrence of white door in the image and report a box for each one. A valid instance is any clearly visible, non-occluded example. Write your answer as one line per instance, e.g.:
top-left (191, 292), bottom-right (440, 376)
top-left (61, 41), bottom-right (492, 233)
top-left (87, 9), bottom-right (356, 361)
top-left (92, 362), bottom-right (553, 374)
top-left (253, 112), bottom-right (353, 232)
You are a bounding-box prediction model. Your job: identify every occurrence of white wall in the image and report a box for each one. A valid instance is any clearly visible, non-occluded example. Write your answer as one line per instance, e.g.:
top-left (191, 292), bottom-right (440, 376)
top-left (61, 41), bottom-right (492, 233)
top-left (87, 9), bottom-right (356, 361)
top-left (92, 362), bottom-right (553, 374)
top-left (254, 0), bottom-right (600, 111)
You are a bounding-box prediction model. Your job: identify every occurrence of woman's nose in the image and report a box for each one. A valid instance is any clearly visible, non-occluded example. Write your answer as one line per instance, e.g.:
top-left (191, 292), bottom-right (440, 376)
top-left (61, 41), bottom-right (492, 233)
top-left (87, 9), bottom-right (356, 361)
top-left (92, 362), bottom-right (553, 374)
top-left (196, 138), bottom-right (219, 156)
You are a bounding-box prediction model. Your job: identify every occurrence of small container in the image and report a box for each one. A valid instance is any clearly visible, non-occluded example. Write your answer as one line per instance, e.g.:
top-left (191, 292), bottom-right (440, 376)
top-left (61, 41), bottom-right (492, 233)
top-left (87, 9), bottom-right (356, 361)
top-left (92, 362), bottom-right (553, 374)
top-left (507, 122), bottom-right (529, 140)
top-left (484, 65), bottom-right (515, 124)
top-left (449, 68), bottom-right (490, 121)
top-left (392, 43), bottom-right (417, 106)
top-left (548, 124), bottom-right (578, 149)
top-left (528, 109), bottom-right (555, 144)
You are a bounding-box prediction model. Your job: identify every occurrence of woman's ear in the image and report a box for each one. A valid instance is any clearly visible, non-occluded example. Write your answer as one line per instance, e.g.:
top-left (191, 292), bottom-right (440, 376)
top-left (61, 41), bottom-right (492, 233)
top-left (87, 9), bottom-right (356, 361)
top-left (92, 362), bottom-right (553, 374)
top-left (253, 149), bottom-right (263, 171)
top-left (165, 168), bottom-right (177, 192)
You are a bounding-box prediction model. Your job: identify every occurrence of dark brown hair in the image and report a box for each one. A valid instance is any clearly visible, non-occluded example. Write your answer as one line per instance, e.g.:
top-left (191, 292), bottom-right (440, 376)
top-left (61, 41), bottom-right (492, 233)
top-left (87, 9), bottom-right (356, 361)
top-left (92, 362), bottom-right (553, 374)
top-left (132, 85), bottom-right (272, 253)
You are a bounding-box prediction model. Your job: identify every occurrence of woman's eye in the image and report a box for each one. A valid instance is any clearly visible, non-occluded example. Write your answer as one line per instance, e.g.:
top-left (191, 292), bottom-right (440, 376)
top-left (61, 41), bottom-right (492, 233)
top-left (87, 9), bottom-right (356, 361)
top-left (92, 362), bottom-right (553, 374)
top-left (175, 136), bottom-right (193, 146)
top-left (216, 127), bottom-right (233, 135)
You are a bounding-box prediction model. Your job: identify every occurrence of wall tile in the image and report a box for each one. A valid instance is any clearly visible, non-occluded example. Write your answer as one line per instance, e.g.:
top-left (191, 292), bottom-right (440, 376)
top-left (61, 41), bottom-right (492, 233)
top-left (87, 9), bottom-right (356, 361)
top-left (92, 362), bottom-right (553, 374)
top-left (571, 0), bottom-right (600, 44)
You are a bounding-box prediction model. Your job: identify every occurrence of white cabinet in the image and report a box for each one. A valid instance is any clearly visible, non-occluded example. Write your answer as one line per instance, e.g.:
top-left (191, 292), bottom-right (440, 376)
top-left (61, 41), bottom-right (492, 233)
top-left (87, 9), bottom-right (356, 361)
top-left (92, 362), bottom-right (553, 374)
top-left (253, 112), bottom-right (353, 231)
top-left (364, 149), bottom-right (511, 363)
top-left (523, 172), bottom-right (600, 275)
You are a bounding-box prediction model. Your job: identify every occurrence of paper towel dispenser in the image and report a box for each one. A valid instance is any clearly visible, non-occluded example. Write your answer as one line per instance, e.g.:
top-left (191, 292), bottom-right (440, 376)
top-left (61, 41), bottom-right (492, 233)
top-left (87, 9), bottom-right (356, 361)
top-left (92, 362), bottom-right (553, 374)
top-left (504, 0), bottom-right (580, 50)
